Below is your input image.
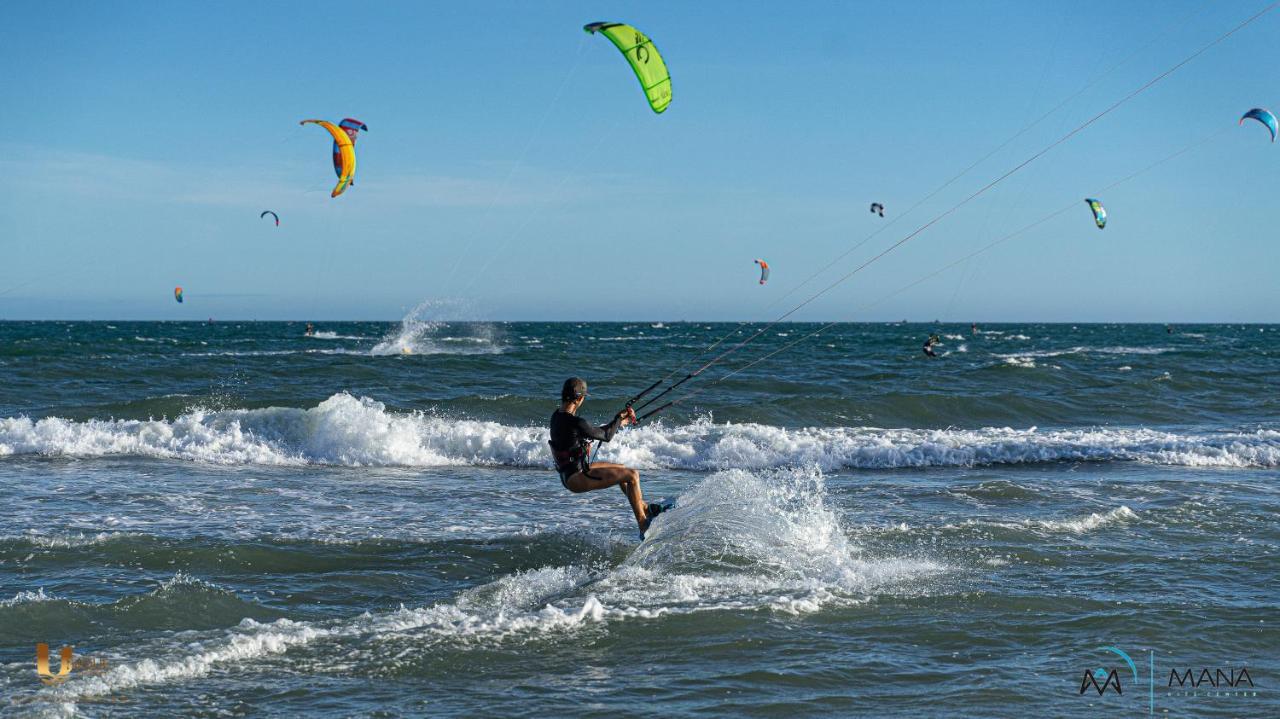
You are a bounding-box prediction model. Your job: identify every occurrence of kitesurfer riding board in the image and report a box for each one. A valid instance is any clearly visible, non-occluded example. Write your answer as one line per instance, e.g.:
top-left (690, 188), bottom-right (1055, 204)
top-left (549, 377), bottom-right (666, 539)
top-left (923, 334), bottom-right (941, 358)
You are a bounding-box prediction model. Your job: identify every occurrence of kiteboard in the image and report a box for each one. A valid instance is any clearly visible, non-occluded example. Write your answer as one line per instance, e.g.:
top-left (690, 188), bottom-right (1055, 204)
top-left (639, 499), bottom-right (676, 541)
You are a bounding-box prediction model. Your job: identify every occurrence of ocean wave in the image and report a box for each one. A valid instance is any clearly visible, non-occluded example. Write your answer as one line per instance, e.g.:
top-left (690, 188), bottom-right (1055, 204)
top-left (936, 505), bottom-right (1140, 539)
top-left (1031, 505), bottom-right (1137, 533)
top-left (2, 587), bottom-right (58, 607)
top-left (10, 530), bottom-right (146, 549)
top-left (995, 346), bottom-right (1172, 362)
top-left (1002, 355), bottom-right (1039, 368)
top-left (308, 332), bottom-right (370, 340)
top-left (33, 470), bottom-right (940, 709)
top-left (0, 394), bottom-right (1276, 469)
top-left (182, 349), bottom-right (372, 358)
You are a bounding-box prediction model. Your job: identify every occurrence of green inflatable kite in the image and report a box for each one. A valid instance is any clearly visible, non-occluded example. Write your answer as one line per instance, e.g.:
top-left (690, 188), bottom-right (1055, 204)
top-left (584, 22), bottom-right (672, 114)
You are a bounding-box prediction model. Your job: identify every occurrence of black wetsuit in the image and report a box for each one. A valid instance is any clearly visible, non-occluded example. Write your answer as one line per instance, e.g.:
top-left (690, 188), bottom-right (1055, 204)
top-left (549, 409), bottom-right (623, 488)
top-left (923, 336), bottom-right (940, 358)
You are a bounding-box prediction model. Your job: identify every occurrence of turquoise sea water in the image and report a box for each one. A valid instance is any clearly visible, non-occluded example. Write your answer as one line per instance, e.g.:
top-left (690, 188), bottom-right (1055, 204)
top-left (1, 320), bottom-right (1276, 717)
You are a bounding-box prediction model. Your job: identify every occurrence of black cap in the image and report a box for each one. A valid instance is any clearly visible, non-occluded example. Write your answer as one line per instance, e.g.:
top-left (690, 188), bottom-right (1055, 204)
top-left (561, 377), bottom-right (587, 402)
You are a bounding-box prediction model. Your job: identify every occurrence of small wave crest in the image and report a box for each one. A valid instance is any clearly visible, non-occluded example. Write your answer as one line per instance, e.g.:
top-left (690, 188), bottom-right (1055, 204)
top-left (995, 345), bottom-right (1173, 363)
top-left (1032, 505), bottom-right (1138, 533)
top-left (308, 331), bottom-right (369, 340)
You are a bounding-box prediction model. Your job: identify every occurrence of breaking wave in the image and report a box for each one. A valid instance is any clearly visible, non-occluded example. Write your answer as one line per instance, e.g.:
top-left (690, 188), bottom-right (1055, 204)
top-left (0, 394), bottom-right (1275, 470)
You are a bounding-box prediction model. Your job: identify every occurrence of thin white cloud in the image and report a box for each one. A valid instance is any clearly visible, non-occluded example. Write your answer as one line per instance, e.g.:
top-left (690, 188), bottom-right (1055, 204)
top-left (0, 144), bottom-right (619, 211)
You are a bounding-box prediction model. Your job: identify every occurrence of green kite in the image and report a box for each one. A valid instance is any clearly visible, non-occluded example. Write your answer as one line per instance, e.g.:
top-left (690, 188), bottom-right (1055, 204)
top-left (584, 22), bottom-right (672, 114)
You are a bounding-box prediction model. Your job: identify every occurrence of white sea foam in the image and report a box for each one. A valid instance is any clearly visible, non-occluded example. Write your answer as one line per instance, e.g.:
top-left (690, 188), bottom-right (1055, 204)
top-left (0, 394), bottom-right (1276, 469)
top-left (995, 346), bottom-right (1173, 364)
top-left (370, 300), bottom-right (503, 356)
top-left (1, 587), bottom-right (57, 607)
top-left (1032, 505), bottom-right (1138, 533)
top-left (36, 470), bottom-right (938, 709)
top-left (308, 331), bottom-right (369, 340)
top-left (14, 530), bottom-right (143, 548)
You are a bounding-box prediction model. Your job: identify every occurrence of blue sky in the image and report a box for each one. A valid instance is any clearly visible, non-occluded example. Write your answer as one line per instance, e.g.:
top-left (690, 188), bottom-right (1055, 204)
top-left (1, 1), bottom-right (1276, 321)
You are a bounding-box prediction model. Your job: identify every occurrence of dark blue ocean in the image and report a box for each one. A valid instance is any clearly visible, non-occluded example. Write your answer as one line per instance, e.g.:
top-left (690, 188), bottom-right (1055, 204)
top-left (1, 319), bottom-right (1276, 717)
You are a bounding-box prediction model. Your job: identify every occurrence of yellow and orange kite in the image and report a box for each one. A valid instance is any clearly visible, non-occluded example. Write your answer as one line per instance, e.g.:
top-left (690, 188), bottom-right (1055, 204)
top-left (300, 118), bottom-right (367, 198)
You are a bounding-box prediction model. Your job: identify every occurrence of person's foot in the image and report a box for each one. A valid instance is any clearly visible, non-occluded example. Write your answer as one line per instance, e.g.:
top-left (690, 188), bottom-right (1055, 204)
top-left (638, 502), bottom-right (669, 539)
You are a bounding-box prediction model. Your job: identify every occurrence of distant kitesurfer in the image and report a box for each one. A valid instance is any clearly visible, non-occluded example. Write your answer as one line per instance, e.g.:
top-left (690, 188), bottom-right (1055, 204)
top-left (305, 323), bottom-right (315, 337)
top-left (971, 322), bottom-right (978, 335)
top-left (549, 377), bottom-right (663, 538)
top-left (923, 334), bottom-right (940, 358)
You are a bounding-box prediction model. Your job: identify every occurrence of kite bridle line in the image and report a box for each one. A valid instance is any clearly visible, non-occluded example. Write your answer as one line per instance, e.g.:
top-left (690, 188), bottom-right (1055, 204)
top-left (459, 115), bottom-right (623, 295)
top-left (637, 124), bottom-right (1236, 423)
top-left (627, 0), bottom-right (1221, 415)
top-left (627, 1), bottom-right (1277, 423)
top-left (440, 35), bottom-right (591, 296)
top-left (763, 0), bottom-right (1216, 315)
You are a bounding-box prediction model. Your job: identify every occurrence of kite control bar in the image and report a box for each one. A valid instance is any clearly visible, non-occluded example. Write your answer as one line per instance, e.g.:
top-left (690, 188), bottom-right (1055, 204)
top-left (626, 378), bottom-right (664, 409)
top-left (636, 401), bottom-right (674, 423)
top-left (615, 378), bottom-right (667, 427)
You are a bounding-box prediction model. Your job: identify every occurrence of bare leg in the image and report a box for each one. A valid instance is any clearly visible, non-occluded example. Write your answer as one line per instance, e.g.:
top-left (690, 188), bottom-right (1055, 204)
top-left (562, 461), bottom-right (647, 529)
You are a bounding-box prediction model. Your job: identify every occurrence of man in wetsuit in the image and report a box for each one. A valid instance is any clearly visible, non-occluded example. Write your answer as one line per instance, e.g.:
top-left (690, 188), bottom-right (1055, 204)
top-left (549, 377), bottom-right (664, 538)
top-left (923, 334), bottom-right (940, 358)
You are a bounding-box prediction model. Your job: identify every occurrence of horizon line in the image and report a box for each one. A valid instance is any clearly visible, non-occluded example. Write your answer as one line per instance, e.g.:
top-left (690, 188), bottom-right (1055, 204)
top-left (1, 319), bottom-right (1276, 326)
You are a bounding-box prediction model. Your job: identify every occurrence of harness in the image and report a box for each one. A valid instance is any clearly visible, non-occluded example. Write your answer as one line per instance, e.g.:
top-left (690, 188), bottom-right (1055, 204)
top-left (549, 439), bottom-right (594, 485)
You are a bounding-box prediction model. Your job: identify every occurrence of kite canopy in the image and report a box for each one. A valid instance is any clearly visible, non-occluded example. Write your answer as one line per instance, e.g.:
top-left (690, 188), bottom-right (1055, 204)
top-left (300, 118), bottom-right (366, 197)
top-left (260, 210), bottom-right (279, 226)
top-left (584, 22), bottom-right (672, 114)
top-left (870, 202), bottom-right (885, 217)
top-left (1240, 107), bottom-right (1277, 143)
top-left (174, 286), bottom-right (184, 304)
top-left (754, 259), bottom-right (770, 284)
top-left (1084, 198), bottom-right (1106, 229)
